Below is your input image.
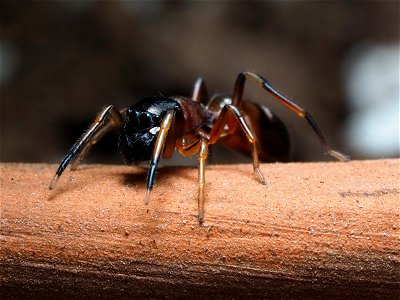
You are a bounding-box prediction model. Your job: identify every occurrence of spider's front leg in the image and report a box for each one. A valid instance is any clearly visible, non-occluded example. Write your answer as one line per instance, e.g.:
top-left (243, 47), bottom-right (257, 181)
top-left (70, 108), bottom-right (127, 171)
top-left (49, 105), bottom-right (123, 190)
top-left (145, 110), bottom-right (176, 204)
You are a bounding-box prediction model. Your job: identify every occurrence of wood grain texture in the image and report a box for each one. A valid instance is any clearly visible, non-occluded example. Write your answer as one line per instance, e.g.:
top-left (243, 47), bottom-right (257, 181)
top-left (1, 160), bottom-right (399, 299)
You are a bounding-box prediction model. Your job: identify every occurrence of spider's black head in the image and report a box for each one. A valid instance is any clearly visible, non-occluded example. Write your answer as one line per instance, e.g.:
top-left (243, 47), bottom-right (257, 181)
top-left (118, 96), bottom-right (180, 164)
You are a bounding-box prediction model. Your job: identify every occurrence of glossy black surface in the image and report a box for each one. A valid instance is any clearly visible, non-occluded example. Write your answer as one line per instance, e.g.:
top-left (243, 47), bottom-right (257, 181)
top-left (118, 97), bottom-right (181, 164)
top-left (256, 105), bottom-right (290, 162)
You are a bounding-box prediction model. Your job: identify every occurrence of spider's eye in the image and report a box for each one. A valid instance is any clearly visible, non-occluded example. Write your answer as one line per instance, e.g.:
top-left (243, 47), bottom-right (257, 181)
top-left (152, 114), bottom-right (161, 125)
top-left (127, 108), bottom-right (139, 119)
top-left (137, 112), bottom-right (153, 129)
top-left (127, 109), bottom-right (161, 131)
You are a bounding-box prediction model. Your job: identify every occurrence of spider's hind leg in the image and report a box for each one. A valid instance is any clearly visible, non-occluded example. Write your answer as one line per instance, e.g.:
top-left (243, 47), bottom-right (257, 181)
top-left (232, 71), bottom-right (350, 162)
top-left (192, 78), bottom-right (209, 105)
top-left (49, 105), bottom-right (124, 190)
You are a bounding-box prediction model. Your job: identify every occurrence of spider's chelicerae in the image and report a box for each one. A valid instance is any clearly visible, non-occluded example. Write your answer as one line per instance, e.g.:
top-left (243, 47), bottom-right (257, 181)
top-left (50, 71), bottom-right (349, 223)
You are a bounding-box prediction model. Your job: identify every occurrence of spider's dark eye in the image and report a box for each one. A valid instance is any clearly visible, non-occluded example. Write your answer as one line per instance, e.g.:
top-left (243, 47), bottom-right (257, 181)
top-left (127, 109), bottom-right (154, 130)
top-left (127, 108), bottom-right (139, 119)
top-left (152, 114), bottom-right (161, 125)
top-left (137, 112), bottom-right (153, 129)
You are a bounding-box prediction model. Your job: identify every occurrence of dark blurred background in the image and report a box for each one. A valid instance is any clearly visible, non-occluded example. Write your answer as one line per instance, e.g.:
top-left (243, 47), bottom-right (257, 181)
top-left (1, 1), bottom-right (399, 166)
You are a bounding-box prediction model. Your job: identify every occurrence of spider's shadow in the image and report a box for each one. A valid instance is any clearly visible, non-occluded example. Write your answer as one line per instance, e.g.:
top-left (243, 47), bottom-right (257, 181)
top-left (119, 165), bottom-right (196, 187)
top-left (47, 165), bottom-right (197, 202)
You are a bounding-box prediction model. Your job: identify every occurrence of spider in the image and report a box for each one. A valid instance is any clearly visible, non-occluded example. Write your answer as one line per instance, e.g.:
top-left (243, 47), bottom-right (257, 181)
top-left (50, 71), bottom-right (349, 223)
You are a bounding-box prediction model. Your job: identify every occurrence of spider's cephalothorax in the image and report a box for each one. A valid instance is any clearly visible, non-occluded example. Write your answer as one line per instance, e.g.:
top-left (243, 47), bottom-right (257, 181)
top-left (50, 71), bottom-right (349, 224)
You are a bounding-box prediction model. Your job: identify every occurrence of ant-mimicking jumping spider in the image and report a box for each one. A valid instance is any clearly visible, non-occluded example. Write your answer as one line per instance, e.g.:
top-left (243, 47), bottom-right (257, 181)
top-left (50, 71), bottom-right (349, 223)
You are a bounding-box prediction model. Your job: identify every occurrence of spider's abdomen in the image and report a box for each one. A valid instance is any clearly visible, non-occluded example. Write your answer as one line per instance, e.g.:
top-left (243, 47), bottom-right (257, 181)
top-left (118, 97), bottom-right (181, 165)
top-left (219, 101), bottom-right (291, 162)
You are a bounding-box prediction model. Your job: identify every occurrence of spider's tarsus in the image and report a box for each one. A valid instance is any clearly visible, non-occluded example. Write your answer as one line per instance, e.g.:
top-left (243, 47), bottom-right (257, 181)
top-left (145, 190), bottom-right (151, 205)
top-left (198, 210), bottom-right (205, 225)
top-left (328, 149), bottom-right (351, 162)
top-left (49, 175), bottom-right (59, 190)
top-left (254, 168), bottom-right (267, 185)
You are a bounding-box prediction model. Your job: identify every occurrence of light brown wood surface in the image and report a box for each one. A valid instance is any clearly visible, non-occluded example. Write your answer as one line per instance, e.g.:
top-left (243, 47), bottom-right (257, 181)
top-left (1, 160), bottom-right (399, 299)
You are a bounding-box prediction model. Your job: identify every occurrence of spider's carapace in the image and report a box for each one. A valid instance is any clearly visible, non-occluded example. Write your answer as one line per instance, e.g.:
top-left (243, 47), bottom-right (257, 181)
top-left (50, 71), bottom-right (349, 223)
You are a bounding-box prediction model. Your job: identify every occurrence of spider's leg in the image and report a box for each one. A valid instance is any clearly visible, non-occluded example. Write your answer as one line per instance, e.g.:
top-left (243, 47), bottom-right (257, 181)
top-left (145, 110), bottom-right (176, 204)
top-left (232, 71), bottom-right (350, 161)
top-left (70, 118), bottom-right (114, 170)
top-left (197, 138), bottom-right (209, 224)
top-left (192, 77), bottom-right (209, 104)
top-left (49, 105), bottom-right (123, 190)
top-left (176, 138), bottom-right (201, 157)
top-left (70, 108), bottom-right (126, 170)
top-left (176, 135), bottom-right (209, 224)
top-left (209, 104), bottom-right (266, 185)
top-left (160, 111), bottom-right (176, 160)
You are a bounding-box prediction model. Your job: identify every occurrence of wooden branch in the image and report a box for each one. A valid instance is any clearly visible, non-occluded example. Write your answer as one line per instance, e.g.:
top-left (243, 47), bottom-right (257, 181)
top-left (1, 160), bottom-right (399, 299)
